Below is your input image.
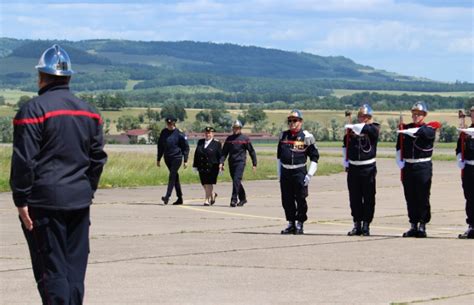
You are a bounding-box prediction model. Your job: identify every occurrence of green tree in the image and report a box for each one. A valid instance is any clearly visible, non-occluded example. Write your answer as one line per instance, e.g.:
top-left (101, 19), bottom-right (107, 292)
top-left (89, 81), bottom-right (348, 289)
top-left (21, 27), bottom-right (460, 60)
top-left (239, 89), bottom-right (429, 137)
top-left (148, 122), bottom-right (163, 144)
top-left (439, 123), bottom-right (457, 143)
top-left (0, 116), bottom-right (13, 143)
top-left (17, 95), bottom-right (32, 109)
top-left (0, 96), bottom-right (5, 106)
top-left (116, 115), bottom-right (141, 132)
top-left (160, 101), bottom-right (187, 122)
top-left (243, 105), bottom-right (267, 124)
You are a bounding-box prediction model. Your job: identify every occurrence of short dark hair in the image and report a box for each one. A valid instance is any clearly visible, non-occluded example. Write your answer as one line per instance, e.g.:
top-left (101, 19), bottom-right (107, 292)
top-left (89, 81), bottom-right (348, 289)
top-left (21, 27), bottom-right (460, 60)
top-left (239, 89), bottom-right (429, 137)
top-left (39, 72), bottom-right (71, 85)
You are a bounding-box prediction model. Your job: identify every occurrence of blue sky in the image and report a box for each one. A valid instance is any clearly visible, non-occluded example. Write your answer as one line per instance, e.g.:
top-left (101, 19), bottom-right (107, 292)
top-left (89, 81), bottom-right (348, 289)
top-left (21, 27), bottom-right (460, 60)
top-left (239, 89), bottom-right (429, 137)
top-left (1, 0), bottom-right (472, 82)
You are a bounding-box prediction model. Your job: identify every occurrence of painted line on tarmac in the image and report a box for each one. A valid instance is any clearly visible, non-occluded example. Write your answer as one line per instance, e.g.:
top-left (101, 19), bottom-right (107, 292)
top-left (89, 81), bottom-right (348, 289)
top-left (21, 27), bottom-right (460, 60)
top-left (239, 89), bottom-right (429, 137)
top-left (178, 205), bottom-right (284, 221)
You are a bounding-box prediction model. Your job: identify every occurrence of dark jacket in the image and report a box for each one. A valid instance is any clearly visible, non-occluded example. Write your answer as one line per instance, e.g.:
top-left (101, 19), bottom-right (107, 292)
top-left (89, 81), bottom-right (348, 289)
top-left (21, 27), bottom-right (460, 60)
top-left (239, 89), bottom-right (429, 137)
top-left (456, 123), bottom-right (474, 161)
top-left (343, 123), bottom-right (380, 161)
top-left (277, 129), bottom-right (319, 165)
top-left (10, 83), bottom-right (107, 210)
top-left (193, 138), bottom-right (222, 172)
top-left (157, 128), bottom-right (190, 162)
top-left (220, 133), bottom-right (257, 166)
top-left (396, 123), bottom-right (436, 159)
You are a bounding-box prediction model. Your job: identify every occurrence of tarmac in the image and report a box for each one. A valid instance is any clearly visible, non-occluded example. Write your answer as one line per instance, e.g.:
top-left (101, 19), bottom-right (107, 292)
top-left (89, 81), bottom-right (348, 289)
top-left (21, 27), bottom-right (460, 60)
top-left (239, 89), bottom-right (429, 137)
top-left (0, 158), bottom-right (473, 304)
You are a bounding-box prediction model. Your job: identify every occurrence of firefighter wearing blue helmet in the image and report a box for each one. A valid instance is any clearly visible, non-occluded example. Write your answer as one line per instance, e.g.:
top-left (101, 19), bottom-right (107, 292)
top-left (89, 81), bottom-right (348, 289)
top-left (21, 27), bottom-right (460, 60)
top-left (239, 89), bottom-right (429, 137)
top-left (10, 44), bottom-right (107, 304)
top-left (278, 110), bottom-right (319, 234)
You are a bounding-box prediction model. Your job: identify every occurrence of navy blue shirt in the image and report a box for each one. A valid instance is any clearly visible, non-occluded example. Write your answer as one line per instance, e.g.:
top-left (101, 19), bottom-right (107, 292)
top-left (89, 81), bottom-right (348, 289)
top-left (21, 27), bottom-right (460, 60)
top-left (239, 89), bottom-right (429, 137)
top-left (277, 129), bottom-right (319, 165)
top-left (343, 123), bottom-right (379, 161)
top-left (220, 133), bottom-right (257, 166)
top-left (396, 123), bottom-right (436, 159)
top-left (157, 128), bottom-right (190, 162)
top-left (10, 83), bottom-right (107, 209)
top-left (456, 123), bottom-right (474, 161)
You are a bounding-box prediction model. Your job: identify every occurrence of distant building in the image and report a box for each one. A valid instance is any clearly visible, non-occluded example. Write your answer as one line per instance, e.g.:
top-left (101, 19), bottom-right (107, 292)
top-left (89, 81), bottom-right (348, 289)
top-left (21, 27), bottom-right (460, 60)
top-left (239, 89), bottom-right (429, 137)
top-left (125, 129), bottom-right (151, 144)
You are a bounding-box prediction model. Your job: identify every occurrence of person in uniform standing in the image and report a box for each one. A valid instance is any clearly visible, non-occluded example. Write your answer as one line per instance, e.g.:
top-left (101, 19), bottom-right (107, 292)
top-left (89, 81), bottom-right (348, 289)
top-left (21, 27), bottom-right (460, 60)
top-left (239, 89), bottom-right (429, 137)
top-left (343, 104), bottom-right (380, 236)
top-left (396, 101), bottom-right (441, 238)
top-left (157, 116), bottom-right (190, 205)
top-left (10, 45), bottom-right (107, 305)
top-left (456, 106), bottom-right (474, 239)
top-left (193, 126), bottom-right (222, 206)
top-left (277, 110), bottom-right (319, 235)
top-left (219, 120), bottom-right (257, 207)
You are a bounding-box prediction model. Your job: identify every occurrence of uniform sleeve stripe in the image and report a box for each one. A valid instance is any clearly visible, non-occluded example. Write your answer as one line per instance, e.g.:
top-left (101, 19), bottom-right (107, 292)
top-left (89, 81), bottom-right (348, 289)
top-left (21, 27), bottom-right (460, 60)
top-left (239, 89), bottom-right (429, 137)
top-left (13, 109), bottom-right (103, 125)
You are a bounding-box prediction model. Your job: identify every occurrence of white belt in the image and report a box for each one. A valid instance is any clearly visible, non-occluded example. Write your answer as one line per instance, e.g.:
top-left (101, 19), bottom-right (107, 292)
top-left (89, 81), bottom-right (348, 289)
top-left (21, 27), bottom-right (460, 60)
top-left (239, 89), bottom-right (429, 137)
top-left (281, 163), bottom-right (306, 169)
top-left (465, 160), bottom-right (474, 165)
top-left (349, 158), bottom-right (376, 166)
top-left (405, 158), bottom-right (431, 163)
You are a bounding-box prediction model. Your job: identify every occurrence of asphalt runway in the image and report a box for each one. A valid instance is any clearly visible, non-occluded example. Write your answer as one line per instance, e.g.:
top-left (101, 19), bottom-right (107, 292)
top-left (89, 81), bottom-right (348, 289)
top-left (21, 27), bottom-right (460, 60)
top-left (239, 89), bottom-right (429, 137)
top-left (1, 158), bottom-right (473, 304)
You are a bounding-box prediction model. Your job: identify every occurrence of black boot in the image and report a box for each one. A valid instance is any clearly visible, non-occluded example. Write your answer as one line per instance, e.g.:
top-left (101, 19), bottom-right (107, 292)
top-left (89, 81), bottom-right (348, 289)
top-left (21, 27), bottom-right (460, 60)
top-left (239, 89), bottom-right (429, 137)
top-left (230, 200), bottom-right (237, 207)
top-left (161, 196), bottom-right (169, 205)
top-left (417, 223), bottom-right (427, 238)
top-left (458, 225), bottom-right (474, 239)
top-left (281, 222), bottom-right (296, 235)
top-left (295, 221), bottom-right (304, 235)
top-left (362, 221), bottom-right (370, 236)
top-left (403, 223), bottom-right (418, 237)
top-left (172, 197), bottom-right (183, 205)
top-left (237, 199), bottom-right (247, 206)
top-left (348, 221), bottom-right (362, 236)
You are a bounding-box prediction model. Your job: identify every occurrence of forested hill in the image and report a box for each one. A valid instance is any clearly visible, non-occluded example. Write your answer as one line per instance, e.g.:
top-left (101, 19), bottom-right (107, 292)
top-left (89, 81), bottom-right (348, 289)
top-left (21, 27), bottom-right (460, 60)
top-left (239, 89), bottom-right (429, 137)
top-left (1, 38), bottom-right (473, 94)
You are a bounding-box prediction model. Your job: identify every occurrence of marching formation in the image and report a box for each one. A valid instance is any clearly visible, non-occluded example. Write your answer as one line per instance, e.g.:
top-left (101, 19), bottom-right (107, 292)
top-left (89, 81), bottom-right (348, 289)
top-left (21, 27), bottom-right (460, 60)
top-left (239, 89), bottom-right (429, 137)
top-left (7, 44), bottom-right (474, 305)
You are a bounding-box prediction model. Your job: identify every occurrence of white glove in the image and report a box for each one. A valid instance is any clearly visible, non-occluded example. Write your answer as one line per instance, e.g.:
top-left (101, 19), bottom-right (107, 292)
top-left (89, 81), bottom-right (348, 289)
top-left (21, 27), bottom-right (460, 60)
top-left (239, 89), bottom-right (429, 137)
top-left (457, 153), bottom-right (465, 169)
top-left (396, 150), bottom-right (405, 169)
top-left (304, 174), bottom-right (311, 186)
top-left (342, 148), bottom-right (349, 168)
top-left (396, 127), bottom-right (420, 138)
top-left (344, 123), bottom-right (365, 135)
top-left (307, 161), bottom-right (318, 176)
top-left (457, 128), bottom-right (474, 137)
top-left (192, 167), bottom-right (198, 173)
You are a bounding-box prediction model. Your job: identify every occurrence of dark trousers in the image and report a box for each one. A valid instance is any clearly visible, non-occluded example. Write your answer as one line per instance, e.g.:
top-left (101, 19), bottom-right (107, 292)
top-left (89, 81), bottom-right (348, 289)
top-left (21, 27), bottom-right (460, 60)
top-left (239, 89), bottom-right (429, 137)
top-left (463, 164), bottom-right (474, 225)
top-left (229, 162), bottom-right (246, 202)
top-left (280, 167), bottom-right (308, 223)
top-left (402, 162), bottom-right (432, 224)
top-left (165, 157), bottom-right (183, 199)
top-left (347, 163), bottom-right (377, 223)
top-left (21, 207), bottom-right (90, 305)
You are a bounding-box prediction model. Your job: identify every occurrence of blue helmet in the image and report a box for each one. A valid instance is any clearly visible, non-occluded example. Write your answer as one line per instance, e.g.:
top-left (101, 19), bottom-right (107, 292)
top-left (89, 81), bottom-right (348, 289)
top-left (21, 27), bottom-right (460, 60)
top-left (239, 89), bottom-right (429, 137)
top-left (411, 101), bottom-right (428, 114)
top-left (35, 44), bottom-right (74, 76)
top-left (358, 104), bottom-right (373, 117)
top-left (288, 109), bottom-right (303, 120)
top-left (232, 120), bottom-right (243, 128)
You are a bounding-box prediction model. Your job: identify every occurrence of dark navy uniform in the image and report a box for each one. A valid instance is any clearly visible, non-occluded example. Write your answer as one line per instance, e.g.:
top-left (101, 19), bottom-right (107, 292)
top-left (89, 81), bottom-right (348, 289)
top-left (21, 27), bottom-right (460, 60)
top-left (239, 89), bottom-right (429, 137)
top-left (157, 128), bottom-right (190, 203)
top-left (277, 129), bottom-right (319, 225)
top-left (397, 123), bottom-right (436, 230)
top-left (343, 123), bottom-right (379, 234)
top-left (220, 133), bottom-right (257, 205)
top-left (456, 123), bottom-right (474, 238)
top-left (193, 138), bottom-right (222, 185)
top-left (10, 83), bottom-right (107, 304)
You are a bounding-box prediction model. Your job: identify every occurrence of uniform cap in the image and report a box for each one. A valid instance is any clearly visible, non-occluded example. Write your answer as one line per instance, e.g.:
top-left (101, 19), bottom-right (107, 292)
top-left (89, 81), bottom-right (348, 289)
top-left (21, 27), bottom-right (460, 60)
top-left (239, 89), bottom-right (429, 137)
top-left (204, 126), bottom-right (215, 132)
top-left (411, 101), bottom-right (428, 114)
top-left (358, 104), bottom-right (373, 117)
top-left (288, 109), bottom-right (303, 120)
top-left (232, 120), bottom-right (243, 128)
top-left (165, 116), bottom-right (177, 123)
top-left (35, 44), bottom-right (74, 76)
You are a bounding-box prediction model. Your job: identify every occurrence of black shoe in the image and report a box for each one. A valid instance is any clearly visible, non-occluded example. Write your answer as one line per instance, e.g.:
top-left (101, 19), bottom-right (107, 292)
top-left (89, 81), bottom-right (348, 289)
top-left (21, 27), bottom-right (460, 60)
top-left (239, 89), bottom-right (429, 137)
top-left (417, 223), bottom-right (427, 238)
top-left (348, 222), bottom-right (362, 236)
top-left (237, 199), bottom-right (247, 206)
top-left (161, 196), bottom-right (169, 205)
top-left (172, 198), bottom-right (183, 205)
top-left (281, 222), bottom-right (296, 235)
top-left (210, 193), bottom-right (217, 205)
top-left (295, 222), bottom-right (304, 235)
top-left (230, 201), bottom-right (237, 207)
top-left (362, 221), bottom-right (370, 236)
top-left (403, 223), bottom-right (418, 237)
top-left (458, 226), bottom-right (474, 239)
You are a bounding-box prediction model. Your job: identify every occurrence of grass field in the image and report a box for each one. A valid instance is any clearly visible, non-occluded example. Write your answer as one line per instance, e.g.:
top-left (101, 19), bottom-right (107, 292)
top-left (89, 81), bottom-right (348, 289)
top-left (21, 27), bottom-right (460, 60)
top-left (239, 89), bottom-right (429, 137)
top-left (0, 89), bottom-right (36, 105)
top-left (0, 146), bottom-right (343, 192)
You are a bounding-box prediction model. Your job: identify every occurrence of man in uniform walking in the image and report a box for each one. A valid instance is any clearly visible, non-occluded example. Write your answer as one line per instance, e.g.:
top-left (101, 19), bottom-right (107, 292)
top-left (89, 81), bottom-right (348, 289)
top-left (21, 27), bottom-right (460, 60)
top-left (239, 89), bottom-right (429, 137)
top-left (157, 116), bottom-right (190, 205)
top-left (456, 106), bottom-right (474, 239)
top-left (277, 110), bottom-right (319, 235)
top-left (220, 120), bottom-right (257, 207)
top-left (343, 104), bottom-right (380, 236)
top-left (10, 45), bottom-right (107, 305)
top-left (396, 101), bottom-right (441, 238)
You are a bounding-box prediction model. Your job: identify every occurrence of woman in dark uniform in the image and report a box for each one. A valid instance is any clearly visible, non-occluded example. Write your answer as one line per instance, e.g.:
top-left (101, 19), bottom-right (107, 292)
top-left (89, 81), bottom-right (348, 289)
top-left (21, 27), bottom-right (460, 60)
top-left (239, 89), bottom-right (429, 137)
top-left (193, 127), bottom-right (222, 206)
